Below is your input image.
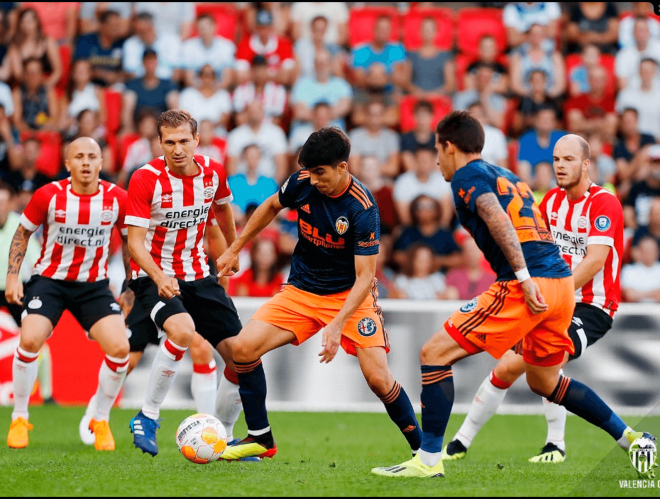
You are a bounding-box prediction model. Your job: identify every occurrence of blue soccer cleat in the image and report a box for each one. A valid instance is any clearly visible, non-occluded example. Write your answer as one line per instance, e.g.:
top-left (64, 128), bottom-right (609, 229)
top-left (130, 411), bottom-right (160, 456)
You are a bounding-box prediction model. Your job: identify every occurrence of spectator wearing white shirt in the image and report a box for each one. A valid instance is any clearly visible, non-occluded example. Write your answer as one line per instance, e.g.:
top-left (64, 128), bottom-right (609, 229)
top-left (621, 235), bottom-right (660, 303)
top-left (117, 109), bottom-right (158, 188)
top-left (227, 100), bottom-right (288, 183)
top-left (181, 14), bottom-right (236, 90)
top-left (616, 58), bottom-right (660, 140)
top-left (122, 12), bottom-right (181, 81)
top-left (393, 146), bottom-right (453, 227)
top-left (394, 244), bottom-right (453, 300)
top-left (467, 101), bottom-right (508, 170)
top-left (134, 2), bottom-right (195, 40)
top-left (179, 64), bottom-right (232, 136)
top-left (233, 55), bottom-right (287, 127)
top-left (618, 2), bottom-right (660, 50)
top-left (615, 17), bottom-right (660, 90)
top-left (290, 2), bottom-right (348, 46)
top-left (503, 2), bottom-right (562, 48)
top-left (195, 120), bottom-right (227, 164)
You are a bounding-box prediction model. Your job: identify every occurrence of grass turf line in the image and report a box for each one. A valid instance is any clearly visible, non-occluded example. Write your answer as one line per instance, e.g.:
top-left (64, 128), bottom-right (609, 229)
top-left (0, 407), bottom-right (657, 497)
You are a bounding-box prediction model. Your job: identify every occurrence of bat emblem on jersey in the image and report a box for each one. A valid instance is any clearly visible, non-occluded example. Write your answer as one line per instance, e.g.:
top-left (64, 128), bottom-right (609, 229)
top-left (335, 216), bottom-right (349, 235)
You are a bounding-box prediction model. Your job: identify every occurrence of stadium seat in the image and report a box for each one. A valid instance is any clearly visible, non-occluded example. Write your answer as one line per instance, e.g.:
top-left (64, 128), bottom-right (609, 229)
top-left (507, 140), bottom-right (518, 174)
top-left (191, 3), bottom-right (238, 41)
top-left (399, 95), bottom-right (452, 133)
top-left (21, 130), bottom-right (62, 178)
top-left (104, 89), bottom-right (122, 135)
top-left (565, 53), bottom-right (617, 97)
top-left (401, 7), bottom-right (454, 51)
top-left (348, 6), bottom-right (400, 48)
top-left (456, 8), bottom-right (507, 58)
top-left (56, 43), bottom-right (72, 92)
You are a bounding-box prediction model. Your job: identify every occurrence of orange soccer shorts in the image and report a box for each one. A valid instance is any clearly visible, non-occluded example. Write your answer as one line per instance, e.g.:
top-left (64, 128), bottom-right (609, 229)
top-left (445, 277), bottom-right (576, 367)
top-left (251, 283), bottom-right (389, 356)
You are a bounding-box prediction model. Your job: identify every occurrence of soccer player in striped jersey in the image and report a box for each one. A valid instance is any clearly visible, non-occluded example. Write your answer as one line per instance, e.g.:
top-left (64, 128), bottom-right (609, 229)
top-left (5, 137), bottom-right (131, 451)
top-left (125, 110), bottom-right (244, 457)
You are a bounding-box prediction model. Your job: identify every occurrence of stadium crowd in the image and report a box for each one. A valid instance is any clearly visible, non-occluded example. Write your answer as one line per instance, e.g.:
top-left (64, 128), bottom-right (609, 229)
top-left (1, 1), bottom-right (660, 303)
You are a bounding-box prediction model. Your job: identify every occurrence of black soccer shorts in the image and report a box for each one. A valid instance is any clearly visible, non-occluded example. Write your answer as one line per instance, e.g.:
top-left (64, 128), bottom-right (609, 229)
top-left (567, 302), bottom-right (613, 360)
top-left (125, 298), bottom-right (160, 353)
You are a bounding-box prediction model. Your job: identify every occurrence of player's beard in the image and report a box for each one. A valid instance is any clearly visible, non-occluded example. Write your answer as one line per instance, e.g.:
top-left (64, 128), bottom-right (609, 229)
top-left (557, 169), bottom-right (581, 190)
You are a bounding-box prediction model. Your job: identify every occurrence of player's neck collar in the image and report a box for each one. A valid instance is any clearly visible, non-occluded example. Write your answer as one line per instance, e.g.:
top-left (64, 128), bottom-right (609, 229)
top-left (326, 174), bottom-right (353, 199)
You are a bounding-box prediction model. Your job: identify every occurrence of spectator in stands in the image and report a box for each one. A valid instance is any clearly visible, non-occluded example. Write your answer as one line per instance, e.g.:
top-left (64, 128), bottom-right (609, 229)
top-left (615, 17), bottom-right (660, 90)
top-left (236, 9), bottom-right (296, 87)
top-left (121, 48), bottom-right (178, 135)
top-left (394, 243), bottom-right (454, 300)
top-left (73, 9), bottom-right (125, 87)
top-left (587, 132), bottom-right (617, 188)
top-left (59, 59), bottom-right (105, 132)
top-left (0, 78), bottom-right (12, 118)
top-left (445, 235), bottom-right (496, 301)
top-left (5, 137), bottom-right (50, 193)
top-left (288, 101), bottom-right (332, 155)
top-left (532, 161), bottom-right (555, 203)
top-left (616, 58), bottom-right (660, 140)
top-left (78, 2), bottom-right (131, 38)
top-left (196, 120), bottom-right (227, 164)
top-left (181, 14), bottom-right (236, 90)
top-left (228, 238), bottom-right (283, 298)
top-left (405, 16), bottom-right (455, 98)
top-left (227, 100), bottom-right (288, 183)
top-left (565, 65), bottom-right (618, 141)
top-left (294, 15), bottom-right (344, 80)
top-left (375, 237), bottom-right (405, 300)
top-left (618, 2), bottom-right (660, 50)
top-left (517, 104), bottom-right (566, 186)
top-left (117, 109), bottom-right (158, 188)
top-left (8, 8), bottom-right (61, 87)
top-left (179, 64), bottom-right (232, 135)
top-left (348, 99), bottom-right (400, 179)
top-left (291, 48), bottom-right (352, 131)
top-left (134, 2), bottom-right (195, 40)
top-left (633, 198), bottom-right (660, 255)
top-left (244, 2), bottom-right (291, 39)
top-left (566, 2), bottom-right (619, 55)
top-left (510, 24), bottom-right (565, 99)
top-left (467, 101), bottom-right (508, 169)
top-left (0, 105), bottom-right (17, 177)
top-left (454, 62), bottom-right (505, 129)
top-left (22, 2), bottom-right (78, 46)
top-left (624, 145), bottom-right (660, 229)
top-left (393, 147), bottom-right (453, 228)
top-left (513, 69), bottom-right (561, 136)
top-left (123, 12), bottom-right (181, 81)
top-left (621, 235), bottom-right (660, 302)
top-left (464, 35), bottom-right (508, 95)
top-left (0, 9), bottom-right (12, 82)
top-left (62, 109), bottom-right (113, 178)
top-left (568, 43), bottom-right (602, 97)
top-left (355, 155), bottom-right (398, 235)
top-left (12, 58), bottom-right (57, 131)
top-left (503, 2), bottom-right (561, 48)
top-left (614, 107), bottom-right (656, 187)
top-left (233, 55), bottom-right (287, 127)
top-left (290, 2), bottom-right (348, 46)
top-left (400, 100), bottom-right (435, 172)
top-left (228, 143), bottom-right (278, 219)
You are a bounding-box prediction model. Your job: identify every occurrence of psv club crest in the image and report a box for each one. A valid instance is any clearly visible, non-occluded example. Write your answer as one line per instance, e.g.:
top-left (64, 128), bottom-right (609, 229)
top-left (335, 216), bottom-right (349, 235)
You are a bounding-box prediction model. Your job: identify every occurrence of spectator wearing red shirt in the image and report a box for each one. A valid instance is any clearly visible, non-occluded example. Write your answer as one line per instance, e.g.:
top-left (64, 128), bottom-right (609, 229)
top-left (565, 65), bottom-right (618, 141)
top-left (236, 10), bottom-right (296, 87)
top-left (22, 2), bottom-right (78, 45)
top-left (228, 238), bottom-right (284, 298)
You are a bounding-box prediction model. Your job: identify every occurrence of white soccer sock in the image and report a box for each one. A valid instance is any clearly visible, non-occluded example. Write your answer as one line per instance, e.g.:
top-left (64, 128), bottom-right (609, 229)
top-left (542, 397), bottom-right (567, 451)
top-left (215, 368), bottom-right (242, 441)
top-left (142, 339), bottom-right (187, 420)
top-left (11, 347), bottom-right (40, 421)
top-left (191, 360), bottom-right (217, 415)
top-left (84, 394), bottom-right (97, 418)
top-left (93, 355), bottom-right (129, 421)
top-left (454, 371), bottom-right (511, 449)
top-left (418, 448), bottom-right (442, 467)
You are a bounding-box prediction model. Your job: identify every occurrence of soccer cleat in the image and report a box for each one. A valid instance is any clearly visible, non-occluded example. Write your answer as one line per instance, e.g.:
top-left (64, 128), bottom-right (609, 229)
top-left (224, 438), bottom-right (262, 462)
top-left (372, 453), bottom-right (445, 478)
top-left (7, 417), bottom-right (33, 449)
top-left (89, 419), bottom-right (115, 451)
top-left (442, 439), bottom-right (468, 461)
top-left (79, 413), bottom-right (95, 446)
top-left (528, 443), bottom-right (566, 463)
top-left (220, 434), bottom-right (277, 461)
top-left (129, 411), bottom-right (160, 456)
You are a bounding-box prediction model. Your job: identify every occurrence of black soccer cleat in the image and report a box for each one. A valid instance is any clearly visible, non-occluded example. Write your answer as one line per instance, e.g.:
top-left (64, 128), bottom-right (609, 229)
top-left (442, 439), bottom-right (468, 461)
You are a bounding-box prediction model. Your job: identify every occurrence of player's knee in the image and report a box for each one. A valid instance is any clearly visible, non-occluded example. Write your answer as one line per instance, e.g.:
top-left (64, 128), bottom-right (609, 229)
top-left (163, 317), bottom-right (195, 347)
top-left (364, 370), bottom-right (393, 398)
top-left (231, 337), bottom-right (257, 364)
top-left (104, 337), bottom-right (130, 359)
top-left (494, 352), bottom-right (525, 384)
top-left (19, 335), bottom-right (43, 354)
top-left (525, 376), bottom-right (555, 398)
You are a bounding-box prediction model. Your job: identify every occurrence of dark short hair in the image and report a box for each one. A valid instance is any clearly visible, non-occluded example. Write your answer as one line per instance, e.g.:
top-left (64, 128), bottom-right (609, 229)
top-left (137, 108), bottom-right (159, 127)
top-left (415, 144), bottom-right (436, 156)
top-left (622, 107), bottom-right (639, 118)
top-left (99, 9), bottom-right (119, 24)
top-left (311, 15), bottom-right (328, 26)
top-left (298, 127), bottom-right (350, 169)
top-left (136, 12), bottom-right (154, 23)
top-left (640, 57), bottom-right (658, 66)
top-left (23, 56), bottom-right (44, 72)
top-left (414, 100), bottom-right (434, 115)
top-left (157, 109), bottom-right (198, 139)
top-left (197, 13), bottom-right (215, 23)
top-left (313, 101), bottom-right (331, 111)
top-left (0, 181), bottom-right (15, 197)
top-left (435, 110), bottom-right (484, 154)
top-left (536, 103), bottom-right (558, 117)
top-left (252, 54), bottom-right (268, 67)
top-left (242, 143), bottom-right (261, 155)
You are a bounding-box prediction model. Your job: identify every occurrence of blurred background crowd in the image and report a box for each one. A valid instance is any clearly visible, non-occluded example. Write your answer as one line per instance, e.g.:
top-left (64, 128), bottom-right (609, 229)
top-left (1, 1), bottom-right (660, 305)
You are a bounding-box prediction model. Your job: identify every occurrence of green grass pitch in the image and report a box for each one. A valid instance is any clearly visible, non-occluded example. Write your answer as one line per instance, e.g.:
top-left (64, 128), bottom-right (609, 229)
top-left (0, 407), bottom-right (657, 497)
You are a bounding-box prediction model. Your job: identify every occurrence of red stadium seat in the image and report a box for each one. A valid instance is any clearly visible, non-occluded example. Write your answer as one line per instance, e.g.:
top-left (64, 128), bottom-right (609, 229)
top-left (399, 95), bottom-right (452, 133)
top-left (507, 140), bottom-right (518, 174)
top-left (192, 3), bottom-right (238, 41)
top-left (104, 89), bottom-right (122, 135)
top-left (502, 97), bottom-right (519, 136)
top-left (348, 6), bottom-right (400, 48)
top-left (565, 53), bottom-right (617, 97)
top-left (56, 44), bottom-right (72, 92)
top-left (401, 7), bottom-right (454, 51)
top-left (118, 132), bottom-right (142, 169)
top-left (21, 130), bottom-right (62, 178)
top-left (456, 8), bottom-right (506, 58)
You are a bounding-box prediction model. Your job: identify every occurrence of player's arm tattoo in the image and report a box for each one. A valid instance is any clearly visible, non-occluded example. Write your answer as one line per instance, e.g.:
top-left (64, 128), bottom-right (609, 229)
top-left (7, 225), bottom-right (33, 276)
top-left (476, 193), bottom-right (527, 272)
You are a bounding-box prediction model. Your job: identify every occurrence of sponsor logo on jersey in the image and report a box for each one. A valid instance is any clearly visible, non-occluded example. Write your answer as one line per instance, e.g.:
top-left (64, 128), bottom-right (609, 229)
top-left (100, 210), bottom-right (114, 223)
top-left (595, 216), bottom-right (611, 232)
top-left (28, 297), bottom-right (43, 310)
top-left (335, 216), bottom-right (349, 235)
top-left (577, 216), bottom-right (588, 229)
top-left (357, 317), bottom-right (378, 337)
top-left (298, 219), bottom-right (345, 249)
top-left (203, 186), bottom-right (215, 200)
top-left (460, 297), bottom-right (478, 313)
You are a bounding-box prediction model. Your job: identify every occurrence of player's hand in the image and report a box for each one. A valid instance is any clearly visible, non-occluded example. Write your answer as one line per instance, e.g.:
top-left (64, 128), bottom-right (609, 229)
top-left (521, 279), bottom-right (548, 315)
top-left (318, 323), bottom-right (342, 364)
top-left (156, 275), bottom-right (180, 300)
top-left (216, 250), bottom-right (240, 278)
top-left (5, 277), bottom-right (24, 306)
top-left (118, 288), bottom-right (135, 317)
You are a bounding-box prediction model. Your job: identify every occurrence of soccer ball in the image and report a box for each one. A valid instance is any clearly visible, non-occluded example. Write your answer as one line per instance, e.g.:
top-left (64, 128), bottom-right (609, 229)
top-left (175, 413), bottom-right (228, 464)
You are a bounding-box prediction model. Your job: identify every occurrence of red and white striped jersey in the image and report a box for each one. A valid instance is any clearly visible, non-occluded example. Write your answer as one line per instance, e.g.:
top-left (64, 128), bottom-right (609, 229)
top-left (20, 179), bottom-right (127, 282)
top-left (125, 155), bottom-right (233, 281)
top-left (539, 184), bottom-right (623, 317)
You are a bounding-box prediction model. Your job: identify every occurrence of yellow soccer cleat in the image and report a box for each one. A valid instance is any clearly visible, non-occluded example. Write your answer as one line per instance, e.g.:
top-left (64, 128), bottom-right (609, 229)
top-left (442, 440), bottom-right (468, 461)
top-left (7, 417), bottom-right (33, 449)
top-left (89, 419), bottom-right (115, 451)
top-left (528, 443), bottom-right (566, 463)
top-left (372, 454), bottom-right (445, 478)
top-left (219, 435), bottom-right (277, 461)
